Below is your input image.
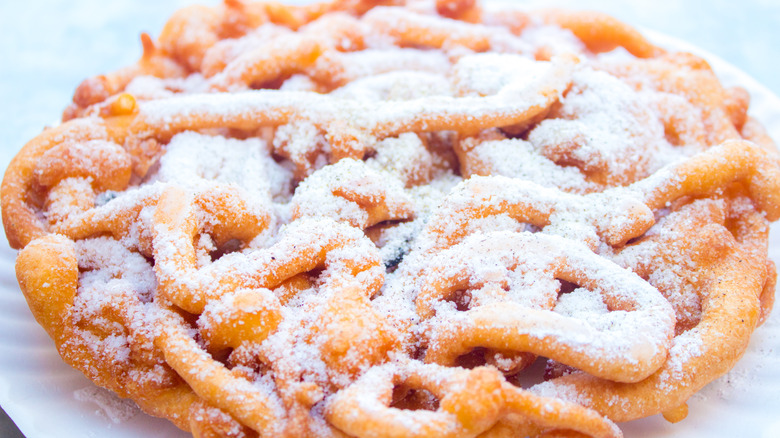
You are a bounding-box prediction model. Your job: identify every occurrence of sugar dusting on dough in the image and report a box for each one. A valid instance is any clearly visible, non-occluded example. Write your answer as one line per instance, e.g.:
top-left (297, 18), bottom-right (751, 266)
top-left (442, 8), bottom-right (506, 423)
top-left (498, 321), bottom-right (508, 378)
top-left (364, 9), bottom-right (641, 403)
top-left (21, 0), bottom-right (778, 435)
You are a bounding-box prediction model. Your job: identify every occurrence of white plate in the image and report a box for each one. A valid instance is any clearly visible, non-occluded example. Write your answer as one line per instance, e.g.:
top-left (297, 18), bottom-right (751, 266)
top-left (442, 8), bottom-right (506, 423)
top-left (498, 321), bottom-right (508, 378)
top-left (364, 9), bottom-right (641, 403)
top-left (1, 5), bottom-right (780, 438)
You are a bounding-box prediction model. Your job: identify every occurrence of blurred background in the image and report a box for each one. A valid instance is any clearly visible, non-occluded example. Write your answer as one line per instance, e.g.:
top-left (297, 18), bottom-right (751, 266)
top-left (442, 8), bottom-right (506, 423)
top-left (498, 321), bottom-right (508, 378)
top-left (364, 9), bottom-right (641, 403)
top-left (0, 0), bottom-right (778, 436)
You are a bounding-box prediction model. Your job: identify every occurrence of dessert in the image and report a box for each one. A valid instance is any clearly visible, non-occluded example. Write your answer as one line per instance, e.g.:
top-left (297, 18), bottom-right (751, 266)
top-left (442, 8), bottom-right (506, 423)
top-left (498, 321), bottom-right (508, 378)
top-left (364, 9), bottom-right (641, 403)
top-left (3, 0), bottom-right (779, 437)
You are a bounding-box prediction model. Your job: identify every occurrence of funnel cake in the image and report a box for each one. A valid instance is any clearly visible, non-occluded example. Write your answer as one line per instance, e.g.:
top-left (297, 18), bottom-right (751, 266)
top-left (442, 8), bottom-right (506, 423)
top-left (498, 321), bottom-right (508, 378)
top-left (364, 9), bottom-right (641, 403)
top-left (3, 0), bottom-right (779, 437)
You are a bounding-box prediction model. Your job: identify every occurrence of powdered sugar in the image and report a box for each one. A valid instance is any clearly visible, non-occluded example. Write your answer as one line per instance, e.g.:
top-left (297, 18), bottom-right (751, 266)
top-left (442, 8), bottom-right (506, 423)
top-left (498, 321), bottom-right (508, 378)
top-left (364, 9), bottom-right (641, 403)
top-left (73, 386), bottom-right (140, 424)
top-left (25, 1), bottom-right (779, 436)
